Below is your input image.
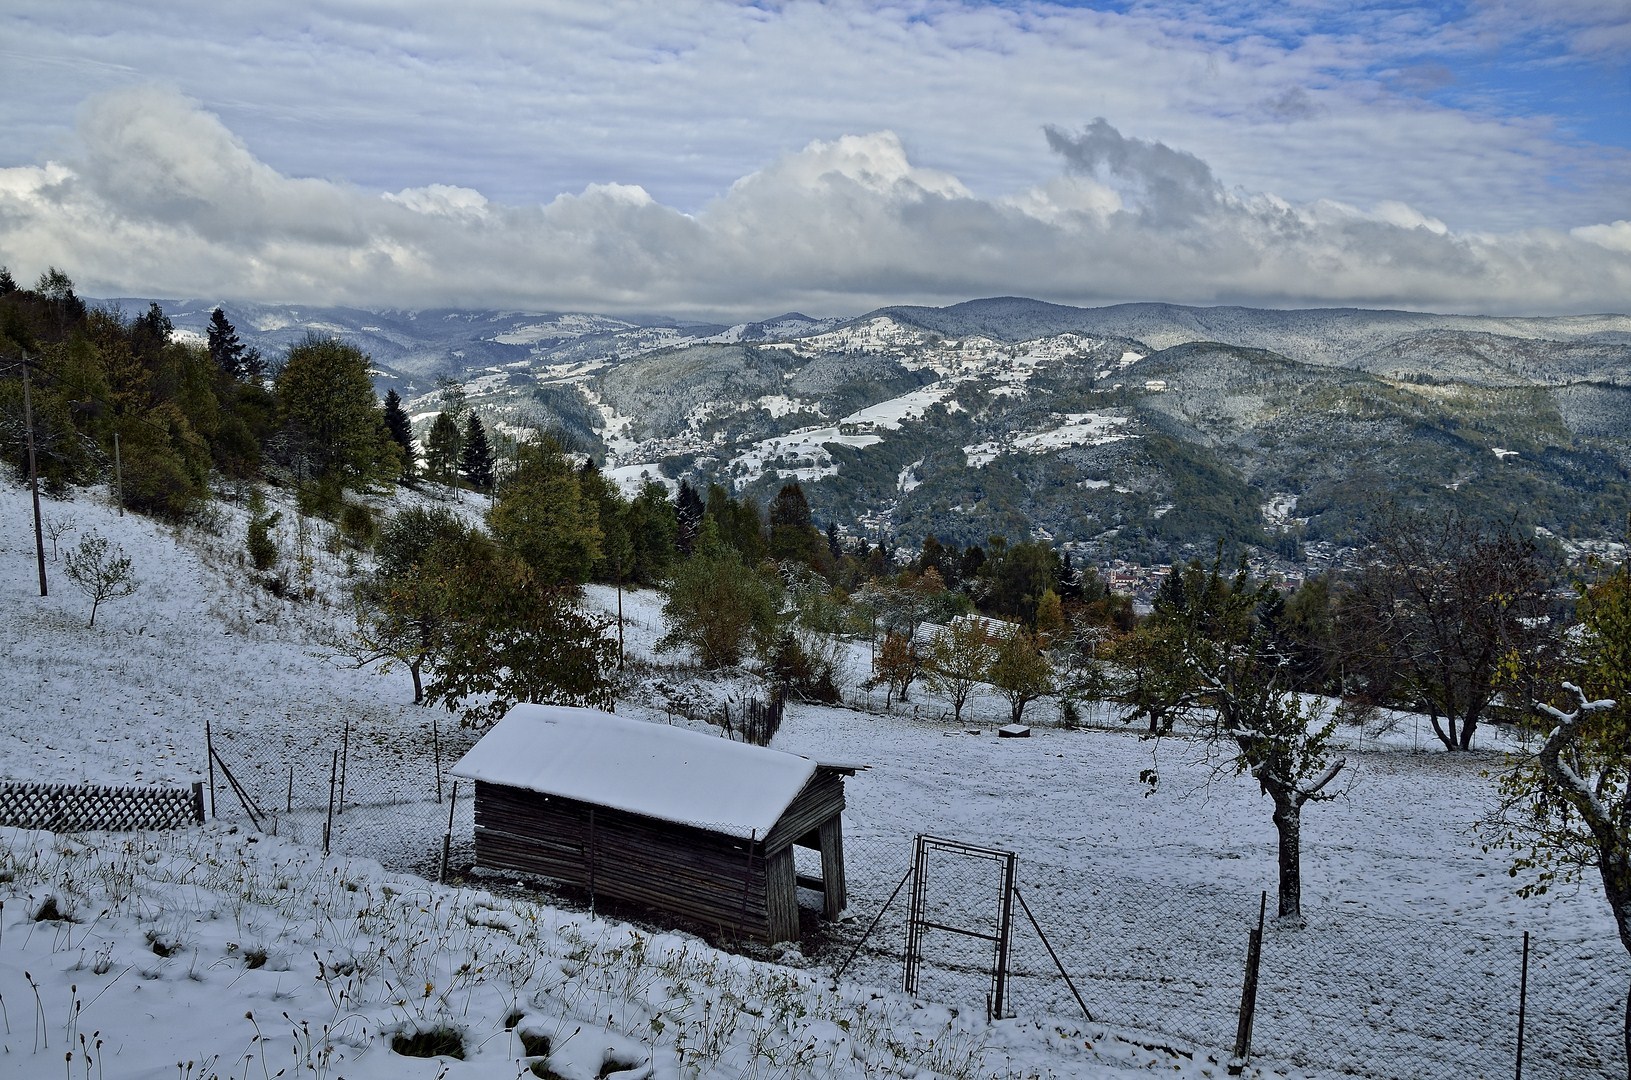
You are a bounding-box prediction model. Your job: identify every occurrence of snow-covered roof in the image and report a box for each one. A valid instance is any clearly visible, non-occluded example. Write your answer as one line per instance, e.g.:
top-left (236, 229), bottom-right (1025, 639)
top-left (450, 704), bottom-right (819, 840)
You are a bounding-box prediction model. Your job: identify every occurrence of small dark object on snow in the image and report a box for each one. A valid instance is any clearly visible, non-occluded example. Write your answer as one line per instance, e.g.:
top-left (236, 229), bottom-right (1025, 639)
top-left (997, 724), bottom-right (1031, 738)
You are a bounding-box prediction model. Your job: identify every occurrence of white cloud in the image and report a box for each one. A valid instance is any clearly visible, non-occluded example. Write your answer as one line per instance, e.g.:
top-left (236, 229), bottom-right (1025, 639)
top-left (1573, 220), bottom-right (1631, 253)
top-left (1, 89), bottom-right (1628, 319)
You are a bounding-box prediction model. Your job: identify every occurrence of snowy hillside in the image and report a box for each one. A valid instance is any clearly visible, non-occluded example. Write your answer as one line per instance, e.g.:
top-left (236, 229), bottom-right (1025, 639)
top-left (1, 481), bottom-right (1627, 1078)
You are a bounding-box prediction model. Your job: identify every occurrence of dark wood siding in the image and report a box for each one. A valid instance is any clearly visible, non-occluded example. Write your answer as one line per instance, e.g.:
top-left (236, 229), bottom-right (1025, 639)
top-left (471, 768), bottom-right (851, 944)
top-left (474, 781), bottom-right (779, 939)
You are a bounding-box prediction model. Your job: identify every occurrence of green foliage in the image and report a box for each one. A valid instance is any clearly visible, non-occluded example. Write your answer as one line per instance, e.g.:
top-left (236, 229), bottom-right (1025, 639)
top-left (923, 618), bottom-right (998, 723)
top-left (359, 506), bottom-right (617, 718)
top-left (382, 389), bottom-right (414, 478)
top-left (488, 439), bottom-right (602, 588)
top-left (658, 521), bottom-right (780, 669)
top-left (987, 625), bottom-right (1052, 725)
top-left (246, 488), bottom-right (281, 571)
top-left (424, 412), bottom-right (461, 487)
top-left (63, 530), bottom-right (138, 627)
top-left (460, 412), bottom-right (495, 491)
top-left (273, 334), bottom-right (393, 487)
top-left (338, 500), bottom-right (377, 549)
top-left (625, 481), bottom-right (678, 585)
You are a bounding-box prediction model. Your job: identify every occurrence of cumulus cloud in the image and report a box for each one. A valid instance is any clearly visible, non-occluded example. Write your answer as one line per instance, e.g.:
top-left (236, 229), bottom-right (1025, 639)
top-left (1, 89), bottom-right (1628, 319)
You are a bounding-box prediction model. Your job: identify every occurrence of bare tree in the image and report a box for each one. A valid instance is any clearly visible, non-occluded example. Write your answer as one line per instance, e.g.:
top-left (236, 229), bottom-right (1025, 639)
top-left (63, 531), bottom-right (138, 627)
top-left (1129, 558), bottom-right (1345, 919)
top-left (44, 512), bottom-right (77, 560)
top-left (1340, 510), bottom-right (1556, 750)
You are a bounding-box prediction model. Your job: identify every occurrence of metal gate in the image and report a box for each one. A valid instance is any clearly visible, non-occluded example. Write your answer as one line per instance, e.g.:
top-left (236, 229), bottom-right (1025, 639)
top-left (903, 834), bottom-right (1017, 1019)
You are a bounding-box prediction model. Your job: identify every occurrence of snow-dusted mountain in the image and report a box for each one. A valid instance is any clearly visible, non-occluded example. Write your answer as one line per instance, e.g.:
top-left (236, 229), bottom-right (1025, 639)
top-left (108, 295), bottom-right (1631, 562)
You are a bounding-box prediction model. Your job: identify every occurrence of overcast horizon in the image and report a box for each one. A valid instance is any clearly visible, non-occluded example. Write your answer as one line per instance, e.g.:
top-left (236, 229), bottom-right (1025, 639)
top-left (3, 1), bottom-right (1630, 321)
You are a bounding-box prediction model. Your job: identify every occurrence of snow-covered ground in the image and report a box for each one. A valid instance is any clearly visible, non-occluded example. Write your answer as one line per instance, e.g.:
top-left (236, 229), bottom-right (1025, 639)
top-left (0, 480), bottom-right (1625, 1078)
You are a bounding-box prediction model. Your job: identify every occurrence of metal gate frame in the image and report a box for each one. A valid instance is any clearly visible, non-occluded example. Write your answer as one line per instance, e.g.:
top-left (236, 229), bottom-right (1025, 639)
top-left (903, 834), bottom-right (1017, 1020)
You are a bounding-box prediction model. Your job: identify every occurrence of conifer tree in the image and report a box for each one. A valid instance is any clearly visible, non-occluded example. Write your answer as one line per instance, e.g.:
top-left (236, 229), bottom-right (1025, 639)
top-left (382, 389), bottom-right (415, 478)
top-left (206, 308), bottom-right (247, 379)
top-left (460, 412), bottom-right (495, 491)
top-left (424, 411), bottom-right (462, 488)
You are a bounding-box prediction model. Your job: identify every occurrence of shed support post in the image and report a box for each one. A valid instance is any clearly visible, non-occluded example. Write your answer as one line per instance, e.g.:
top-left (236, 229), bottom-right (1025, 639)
top-left (819, 815), bottom-right (847, 918)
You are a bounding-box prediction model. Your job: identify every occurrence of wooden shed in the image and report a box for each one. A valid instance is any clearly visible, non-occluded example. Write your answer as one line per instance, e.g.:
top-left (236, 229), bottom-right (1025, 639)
top-left (451, 704), bottom-right (859, 944)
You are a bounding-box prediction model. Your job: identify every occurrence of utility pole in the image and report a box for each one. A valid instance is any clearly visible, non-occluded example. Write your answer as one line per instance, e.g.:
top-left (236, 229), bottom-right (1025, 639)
top-left (113, 431), bottom-right (124, 515)
top-left (22, 360), bottom-right (48, 596)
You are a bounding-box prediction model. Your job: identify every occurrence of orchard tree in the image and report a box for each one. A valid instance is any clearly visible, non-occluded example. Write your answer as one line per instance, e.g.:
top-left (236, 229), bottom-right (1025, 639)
top-left (349, 506), bottom-right (469, 703)
top-left (988, 624), bottom-right (1052, 725)
top-left (63, 531), bottom-right (138, 627)
top-left (923, 617), bottom-right (998, 724)
top-left (870, 630), bottom-right (920, 707)
top-left (1499, 561), bottom-right (1631, 1070)
top-left (1340, 511), bottom-right (1555, 750)
top-left (1131, 557), bottom-right (1346, 919)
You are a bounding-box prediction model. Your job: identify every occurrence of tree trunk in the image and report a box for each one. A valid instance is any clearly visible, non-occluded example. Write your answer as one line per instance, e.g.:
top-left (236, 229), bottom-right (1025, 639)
top-left (410, 660), bottom-right (424, 705)
top-left (1457, 709), bottom-right (1477, 750)
top-left (1269, 789), bottom-right (1303, 919)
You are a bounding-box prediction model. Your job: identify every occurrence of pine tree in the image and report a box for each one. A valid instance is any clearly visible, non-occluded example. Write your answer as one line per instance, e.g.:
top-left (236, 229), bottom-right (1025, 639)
top-left (424, 412), bottom-right (462, 488)
top-left (206, 308), bottom-right (247, 379)
top-left (382, 389), bottom-right (415, 478)
top-left (676, 481), bottom-right (705, 555)
top-left (460, 412), bottom-right (495, 491)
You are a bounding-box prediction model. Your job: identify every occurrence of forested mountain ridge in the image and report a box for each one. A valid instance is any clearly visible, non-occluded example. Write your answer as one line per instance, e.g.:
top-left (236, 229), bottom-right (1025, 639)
top-left (78, 292), bottom-right (1631, 563)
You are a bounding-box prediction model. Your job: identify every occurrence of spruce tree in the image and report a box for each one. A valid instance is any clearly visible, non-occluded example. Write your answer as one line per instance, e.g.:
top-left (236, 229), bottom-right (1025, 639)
top-left (425, 412), bottom-right (462, 488)
top-left (206, 308), bottom-right (247, 379)
top-left (460, 412), bottom-right (495, 491)
top-left (382, 389), bottom-right (415, 478)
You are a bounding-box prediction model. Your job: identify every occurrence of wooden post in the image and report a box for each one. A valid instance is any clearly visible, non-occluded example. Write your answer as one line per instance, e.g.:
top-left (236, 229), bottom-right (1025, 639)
top-left (1229, 891), bottom-right (1268, 1075)
top-left (338, 716), bottom-right (349, 816)
top-left (113, 431), bottom-right (123, 516)
top-left (205, 721), bottom-right (216, 818)
top-left (323, 749), bottom-right (338, 855)
top-left (818, 815), bottom-right (847, 919)
top-left (1515, 930), bottom-right (1530, 1080)
top-left (286, 764), bottom-right (294, 813)
top-left (22, 362), bottom-right (47, 597)
top-left (190, 781), bottom-right (205, 824)
top-left (439, 780), bottom-right (458, 884)
top-left (433, 714), bottom-right (443, 804)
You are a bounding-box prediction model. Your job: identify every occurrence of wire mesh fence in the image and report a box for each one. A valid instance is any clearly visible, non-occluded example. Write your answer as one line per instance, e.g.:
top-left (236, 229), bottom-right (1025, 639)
top-left (204, 707), bottom-right (479, 879)
top-left (199, 708), bottom-right (1627, 1080)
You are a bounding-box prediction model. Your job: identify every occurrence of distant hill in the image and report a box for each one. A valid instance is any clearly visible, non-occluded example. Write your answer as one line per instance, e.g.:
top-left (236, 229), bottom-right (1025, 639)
top-left (101, 293), bottom-right (1631, 565)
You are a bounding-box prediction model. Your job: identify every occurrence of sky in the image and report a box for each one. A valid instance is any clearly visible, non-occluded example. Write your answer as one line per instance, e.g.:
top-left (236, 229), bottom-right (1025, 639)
top-left (1, 0), bottom-right (1629, 320)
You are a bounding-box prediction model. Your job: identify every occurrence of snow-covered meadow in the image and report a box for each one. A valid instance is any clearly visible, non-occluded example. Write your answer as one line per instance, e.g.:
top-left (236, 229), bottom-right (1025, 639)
top-left (0, 479), bottom-right (1625, 1078)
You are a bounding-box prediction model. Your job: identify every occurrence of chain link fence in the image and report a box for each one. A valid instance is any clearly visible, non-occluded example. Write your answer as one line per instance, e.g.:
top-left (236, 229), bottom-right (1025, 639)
top-left (201, 707), bottom-right (1627, 1080)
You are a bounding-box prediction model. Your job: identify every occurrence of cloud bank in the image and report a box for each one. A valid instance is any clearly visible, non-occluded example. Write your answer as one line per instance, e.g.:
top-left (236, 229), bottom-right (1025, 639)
top-left (1, 88), bottom-right (1628, 319)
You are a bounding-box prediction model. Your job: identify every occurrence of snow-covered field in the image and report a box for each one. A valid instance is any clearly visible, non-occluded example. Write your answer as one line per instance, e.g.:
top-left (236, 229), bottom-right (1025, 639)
top-left (0, 480), bottom-right (1626, 1078)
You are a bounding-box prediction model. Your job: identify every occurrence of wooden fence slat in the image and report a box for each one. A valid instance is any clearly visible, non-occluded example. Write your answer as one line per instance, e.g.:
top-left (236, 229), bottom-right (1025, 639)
top-left (0, 780), bottom-right (202, 832)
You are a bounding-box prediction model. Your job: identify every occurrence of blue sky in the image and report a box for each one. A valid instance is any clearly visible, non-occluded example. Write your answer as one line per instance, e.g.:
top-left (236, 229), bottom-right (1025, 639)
top-left (0, 0), bottom-right (1627, 318)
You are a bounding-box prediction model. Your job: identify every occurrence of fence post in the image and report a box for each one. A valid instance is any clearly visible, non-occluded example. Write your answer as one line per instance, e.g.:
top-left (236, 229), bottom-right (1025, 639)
top-left (190, 781), bottom-right (205, 824)
top-left (286, 764), bottom-right (294, 814)
top-left (1515, 930), bottom-right (1530, 1080)
top-left (1229, 890), bottom-right (1268, 1076)
top-left (205, 720), bottom-right (216, 818)
top-left (433, 714), bottom-right (443, 804)
top-left (338, 716), bottom-right (350, 816)
top-left (323, 749), bottom-right (338, 856)
top-left (439, 780), bottom-right (458, 884)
